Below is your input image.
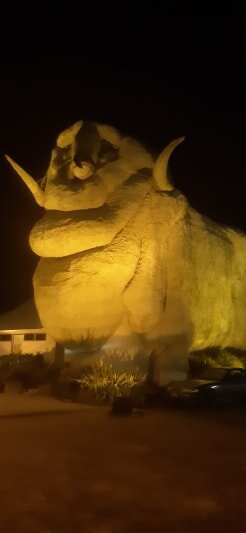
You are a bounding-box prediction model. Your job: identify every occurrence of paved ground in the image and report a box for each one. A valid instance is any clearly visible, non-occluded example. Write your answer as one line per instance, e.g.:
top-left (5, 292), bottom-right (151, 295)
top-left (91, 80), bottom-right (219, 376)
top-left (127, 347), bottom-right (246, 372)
top-left (0, 402), bottom-right (246, 532)
top-left (0, 393), bottom-right (89, 417)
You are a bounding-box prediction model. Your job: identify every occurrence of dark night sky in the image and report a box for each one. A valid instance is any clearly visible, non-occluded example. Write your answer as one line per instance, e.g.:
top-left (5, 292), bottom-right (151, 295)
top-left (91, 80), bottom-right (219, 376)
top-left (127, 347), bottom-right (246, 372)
top-left (0, 18), bottom-right (245, 312)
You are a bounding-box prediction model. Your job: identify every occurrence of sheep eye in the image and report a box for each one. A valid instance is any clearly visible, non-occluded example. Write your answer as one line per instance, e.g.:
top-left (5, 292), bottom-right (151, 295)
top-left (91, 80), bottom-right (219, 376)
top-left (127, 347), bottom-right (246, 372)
top-left (98, 140), bottom-right (119, 164)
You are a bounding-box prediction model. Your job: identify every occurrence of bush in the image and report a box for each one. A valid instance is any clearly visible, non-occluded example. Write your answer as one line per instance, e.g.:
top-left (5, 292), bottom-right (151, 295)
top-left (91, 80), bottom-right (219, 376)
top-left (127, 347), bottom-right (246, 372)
top-left (77, 356), bottom-right (147, 404)
top-left (0, 354), bottom-right (49, 389)
top-left (209, 350), bottom-right (244, 369)
top-left (190, 347), bottom-right (245, 376)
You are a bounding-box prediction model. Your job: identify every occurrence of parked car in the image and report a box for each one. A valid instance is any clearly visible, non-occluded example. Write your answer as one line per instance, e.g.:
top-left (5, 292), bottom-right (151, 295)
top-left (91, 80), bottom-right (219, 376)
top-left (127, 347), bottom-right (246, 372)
top-left (165, 367), bottom-right (246, 406)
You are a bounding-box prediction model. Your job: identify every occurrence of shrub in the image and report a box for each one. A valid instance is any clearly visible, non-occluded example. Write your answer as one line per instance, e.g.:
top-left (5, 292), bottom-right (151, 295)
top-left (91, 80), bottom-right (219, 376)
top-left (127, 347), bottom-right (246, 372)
top-left (207, 350), bottom-right (244, 369)
top-left (0, 354), bottom-right (48, 389)
top-left (190, 347), bottom-right (245, 376)
top-left (77, 356), bottom-right (147, 403)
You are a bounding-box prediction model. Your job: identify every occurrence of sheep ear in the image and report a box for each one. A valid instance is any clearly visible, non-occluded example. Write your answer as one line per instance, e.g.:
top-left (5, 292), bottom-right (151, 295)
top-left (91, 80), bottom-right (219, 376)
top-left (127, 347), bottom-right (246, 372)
top-left (56, 120), bottom-right (83, 148)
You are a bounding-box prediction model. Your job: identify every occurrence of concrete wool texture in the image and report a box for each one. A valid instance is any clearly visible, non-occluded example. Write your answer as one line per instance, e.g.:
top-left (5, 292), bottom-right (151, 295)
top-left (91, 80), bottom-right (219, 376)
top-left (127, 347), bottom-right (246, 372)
top-left (8, 121), bottom-right (246, 375)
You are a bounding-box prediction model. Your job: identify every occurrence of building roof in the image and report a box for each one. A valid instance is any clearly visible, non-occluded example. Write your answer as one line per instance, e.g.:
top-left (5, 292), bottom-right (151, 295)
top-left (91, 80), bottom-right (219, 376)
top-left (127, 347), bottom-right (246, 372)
top-left (0, 300), bottom-right (43, 330)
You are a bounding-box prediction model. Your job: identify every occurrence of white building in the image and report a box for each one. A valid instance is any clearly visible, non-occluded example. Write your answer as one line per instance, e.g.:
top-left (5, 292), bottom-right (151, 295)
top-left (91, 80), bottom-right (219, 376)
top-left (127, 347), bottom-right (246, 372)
top-left (0, 300), bottom-right (56, 358)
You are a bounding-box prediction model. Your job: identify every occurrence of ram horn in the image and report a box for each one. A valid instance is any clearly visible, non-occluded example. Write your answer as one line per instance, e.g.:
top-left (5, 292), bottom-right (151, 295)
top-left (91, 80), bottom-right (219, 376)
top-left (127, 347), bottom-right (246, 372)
top-left (5, 155), bottom-right (45, 207)
top-left (153, 137), bottom-right (185, 191)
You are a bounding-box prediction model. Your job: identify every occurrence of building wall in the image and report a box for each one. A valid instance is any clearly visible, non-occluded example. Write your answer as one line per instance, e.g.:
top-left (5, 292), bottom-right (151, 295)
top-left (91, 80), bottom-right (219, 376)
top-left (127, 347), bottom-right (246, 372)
top-left (0, 329), bottom-right (56, 357)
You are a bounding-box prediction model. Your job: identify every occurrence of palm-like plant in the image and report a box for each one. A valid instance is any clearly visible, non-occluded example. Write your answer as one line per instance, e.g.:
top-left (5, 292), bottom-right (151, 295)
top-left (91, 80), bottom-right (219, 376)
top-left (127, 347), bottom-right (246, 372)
top-left (78, 356), bottom-right (146, 403)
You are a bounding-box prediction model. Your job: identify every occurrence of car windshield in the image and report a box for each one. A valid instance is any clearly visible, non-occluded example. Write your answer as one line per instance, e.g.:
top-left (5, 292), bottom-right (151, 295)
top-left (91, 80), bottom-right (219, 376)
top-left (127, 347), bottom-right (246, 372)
top-left (199, 368), bottom-right (227, 381)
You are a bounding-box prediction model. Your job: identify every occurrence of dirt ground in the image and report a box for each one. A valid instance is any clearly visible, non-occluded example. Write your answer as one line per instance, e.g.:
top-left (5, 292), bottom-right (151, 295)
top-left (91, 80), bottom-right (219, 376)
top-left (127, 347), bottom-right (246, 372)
top-left (0, 405), bottom-right (246, 532)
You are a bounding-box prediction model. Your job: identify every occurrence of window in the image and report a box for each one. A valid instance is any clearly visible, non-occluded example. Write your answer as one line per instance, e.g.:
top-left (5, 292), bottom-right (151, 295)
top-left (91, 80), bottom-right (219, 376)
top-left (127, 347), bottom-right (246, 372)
top-left (35, 333), bottom-right (46, 341)
top-left (230, 369), bottom-right (244, 376)
top-left (0, 334), bottom-right (11, 342)
top-left (201, 368), bottom-right (227, 381)
top-left (24, 333), bottom-right (35, 341)
top-left (227, 369), bottom-right (246, 381)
